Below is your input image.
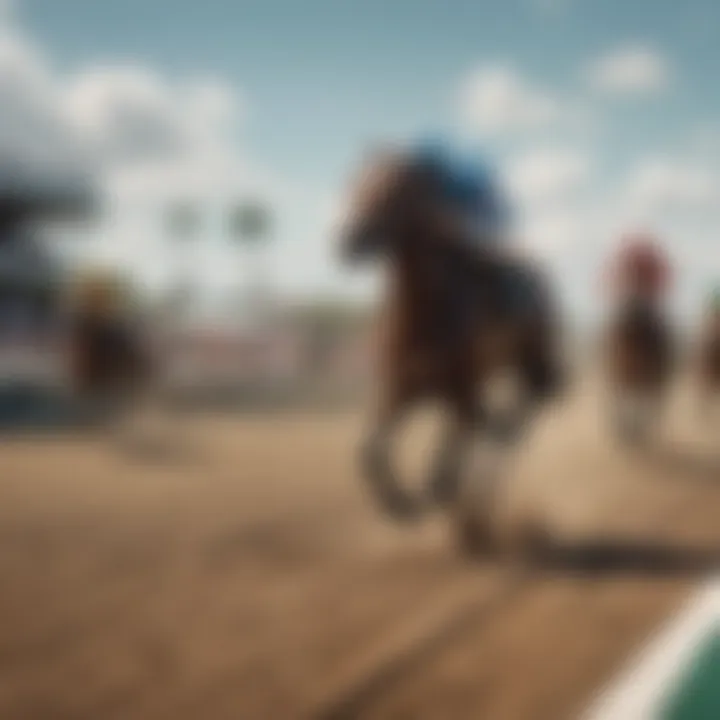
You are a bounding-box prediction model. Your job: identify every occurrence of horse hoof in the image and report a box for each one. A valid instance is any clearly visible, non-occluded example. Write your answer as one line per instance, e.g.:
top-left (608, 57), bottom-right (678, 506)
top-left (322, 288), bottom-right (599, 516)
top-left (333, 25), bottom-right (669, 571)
top-left (453, 507), bottom-right (496, 559)
top-left (504, 515), bottom-right (553, 560)
top-left (456, 517), bottom-right (495, 558)
top-left (385, 493), bottom-right (422, 522)
top-left (371, 481), bottom-right (423, 522)
top-left (359, 444), bottom-right (422, 523)
top-left (527, 361), bottom-right (566, 402)
top-left (428, 467), bottom-right (460, 507)
top-left (366, 481), bottom-right (422, 522)
top-left (548, 365), bottom-right (569, 398)
top-left (489, 416), bottom-right (521, 445)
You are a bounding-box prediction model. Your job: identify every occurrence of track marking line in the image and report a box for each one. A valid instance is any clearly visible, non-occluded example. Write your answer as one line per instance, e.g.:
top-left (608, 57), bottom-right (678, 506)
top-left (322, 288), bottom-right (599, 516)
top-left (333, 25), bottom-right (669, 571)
top-left (584, 578), bottom-right (720, 720)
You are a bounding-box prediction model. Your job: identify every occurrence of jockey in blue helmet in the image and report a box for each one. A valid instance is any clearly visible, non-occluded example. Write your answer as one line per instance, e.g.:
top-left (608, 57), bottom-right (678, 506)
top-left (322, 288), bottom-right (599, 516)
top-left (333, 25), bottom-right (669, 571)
top-left (409, 137), bottom-right (537, 321)
top-left (410, 137), bottom-right (511, 250)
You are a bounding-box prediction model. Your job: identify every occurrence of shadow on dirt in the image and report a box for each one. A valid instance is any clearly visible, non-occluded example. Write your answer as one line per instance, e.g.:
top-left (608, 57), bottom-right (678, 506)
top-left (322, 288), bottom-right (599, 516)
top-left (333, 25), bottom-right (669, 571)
top-left (524, 533), bottom-right (720, 577)
top-left (314, 532), bottom-right (720, 720)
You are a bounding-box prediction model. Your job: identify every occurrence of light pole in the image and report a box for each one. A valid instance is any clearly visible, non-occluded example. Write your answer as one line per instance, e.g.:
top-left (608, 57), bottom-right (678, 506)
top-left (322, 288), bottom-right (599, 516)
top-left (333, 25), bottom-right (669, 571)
top-left (227, 199), bottom-right (273, 328)
top-left (165, 200), bottom-right (200, 325)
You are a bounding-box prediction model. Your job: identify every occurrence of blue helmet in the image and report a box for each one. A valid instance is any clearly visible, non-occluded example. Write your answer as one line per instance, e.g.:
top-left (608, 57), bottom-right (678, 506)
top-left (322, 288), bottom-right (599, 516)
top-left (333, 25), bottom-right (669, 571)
top-left (454, 156), bottom-right (510, 231)
top-left (410, 136), bottom-right (453, 173)
top-left (409, 136), bottom-right (510, 233)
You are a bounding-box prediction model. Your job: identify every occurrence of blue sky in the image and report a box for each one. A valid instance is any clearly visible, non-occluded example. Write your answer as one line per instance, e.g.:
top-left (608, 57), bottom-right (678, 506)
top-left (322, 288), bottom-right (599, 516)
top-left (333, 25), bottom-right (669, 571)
top-left (19, 0), bottom-right (720, 179)
top-left (4, 0), bottom-right (720, 322)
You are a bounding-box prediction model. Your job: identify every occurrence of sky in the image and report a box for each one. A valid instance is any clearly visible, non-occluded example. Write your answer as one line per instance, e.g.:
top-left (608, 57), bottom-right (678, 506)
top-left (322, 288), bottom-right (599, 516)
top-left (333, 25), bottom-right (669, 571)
top-left (2, 0), bottom-right (720, 323)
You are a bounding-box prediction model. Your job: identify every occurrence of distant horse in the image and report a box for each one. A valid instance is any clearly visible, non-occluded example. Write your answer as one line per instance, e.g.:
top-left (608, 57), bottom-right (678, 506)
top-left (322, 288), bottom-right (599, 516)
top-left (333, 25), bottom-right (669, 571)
top-left (67, 292), bottom-right (155, 427)
top-left (603, 297), bottom-right (674, 444)
top-left (695, 310), bottom-right (720, 420)
top-left (339, 148), bottom-right (566, 552)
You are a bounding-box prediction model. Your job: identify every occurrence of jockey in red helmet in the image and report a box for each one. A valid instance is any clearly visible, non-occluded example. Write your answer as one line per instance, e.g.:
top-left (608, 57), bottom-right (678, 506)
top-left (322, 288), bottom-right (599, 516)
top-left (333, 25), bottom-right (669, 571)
top-left (604, 232), bottom-right (671, 306)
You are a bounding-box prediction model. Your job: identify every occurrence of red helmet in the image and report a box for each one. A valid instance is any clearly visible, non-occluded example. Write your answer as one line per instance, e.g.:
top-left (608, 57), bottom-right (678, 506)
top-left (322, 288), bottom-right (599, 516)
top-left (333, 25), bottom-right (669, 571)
top-left (620, 233), bottom-right (667, 270)
top-left (619, 230), bottom-right (662, 258)
top-left (607, 231), bottom-right (671, 298)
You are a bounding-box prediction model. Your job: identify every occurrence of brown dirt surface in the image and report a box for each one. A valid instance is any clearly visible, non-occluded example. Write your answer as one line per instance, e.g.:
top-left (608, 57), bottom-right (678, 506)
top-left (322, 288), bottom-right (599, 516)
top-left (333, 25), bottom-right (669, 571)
top-left (0, 372), bottom-right (718, 719)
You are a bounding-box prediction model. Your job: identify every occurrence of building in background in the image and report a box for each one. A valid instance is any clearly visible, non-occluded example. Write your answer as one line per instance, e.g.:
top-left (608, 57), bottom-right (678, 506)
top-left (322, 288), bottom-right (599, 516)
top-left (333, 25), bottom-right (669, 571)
top-left (0, 183), bottom-right (95, 388)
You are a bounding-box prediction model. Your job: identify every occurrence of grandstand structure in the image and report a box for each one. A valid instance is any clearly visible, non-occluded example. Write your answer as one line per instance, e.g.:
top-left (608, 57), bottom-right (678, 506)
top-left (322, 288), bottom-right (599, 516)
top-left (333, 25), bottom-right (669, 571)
top-left (0, 180), bottom-right (95, 393)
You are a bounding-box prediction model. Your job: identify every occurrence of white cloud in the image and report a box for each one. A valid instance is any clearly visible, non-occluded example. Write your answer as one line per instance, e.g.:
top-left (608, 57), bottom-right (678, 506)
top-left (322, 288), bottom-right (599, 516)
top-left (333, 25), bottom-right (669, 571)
top-left (63, 68), bottom-right (189, 164)
top-left (0, 22), bottom-right (251, 206)
top-left (0, 24), bottom-right (244, 190)
top-left (586, 45), bottom-right (670, 95)
top-left (518, 208), bottom-right (582, 256)
top-left (497, 145), bottom-right (596, 264)
top-left (624, 157), bottom-right (719, 215)
top-left (62, 69), bottom-right (242, 167)
top-left (0, 27), bottom-right (92, 189)
top-left (458, 65), bottom-right (561, 136)
top-left (503, 146), bottom-right (591, 205)
top-left (0, 21), bottom-right (343, 302)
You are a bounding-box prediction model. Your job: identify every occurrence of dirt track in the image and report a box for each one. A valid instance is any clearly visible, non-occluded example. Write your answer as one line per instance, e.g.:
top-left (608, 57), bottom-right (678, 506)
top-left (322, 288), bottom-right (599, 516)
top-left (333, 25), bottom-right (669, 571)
top-left (0, 372), bottom-right (718, 719)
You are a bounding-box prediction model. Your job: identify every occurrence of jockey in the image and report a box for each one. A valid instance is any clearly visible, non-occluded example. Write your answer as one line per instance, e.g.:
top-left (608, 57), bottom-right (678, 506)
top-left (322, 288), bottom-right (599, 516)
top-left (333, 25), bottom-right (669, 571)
top-left (411, 138), bottom-right (511, 252)
top-left (605, 232), bottom-right (671, 308)
top-left (410, 138), bottom-right (535, 320)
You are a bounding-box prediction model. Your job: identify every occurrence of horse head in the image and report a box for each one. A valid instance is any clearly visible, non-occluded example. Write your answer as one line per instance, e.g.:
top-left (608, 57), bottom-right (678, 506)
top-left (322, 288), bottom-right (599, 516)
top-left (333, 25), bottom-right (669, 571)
top-left (339, 147), bottom-right (441, 264)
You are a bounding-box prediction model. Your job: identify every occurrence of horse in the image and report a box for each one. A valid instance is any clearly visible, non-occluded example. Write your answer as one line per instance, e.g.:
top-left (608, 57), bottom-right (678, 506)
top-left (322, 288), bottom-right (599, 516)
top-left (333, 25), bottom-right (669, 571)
top-left (602, 296), bottom-right (675, 445)
top-left (67, 288), bottom-right (155, 429)
top-left (339, 147), bottom-right (567, 553)
top-left (694, 308), bottom-right (720, 420)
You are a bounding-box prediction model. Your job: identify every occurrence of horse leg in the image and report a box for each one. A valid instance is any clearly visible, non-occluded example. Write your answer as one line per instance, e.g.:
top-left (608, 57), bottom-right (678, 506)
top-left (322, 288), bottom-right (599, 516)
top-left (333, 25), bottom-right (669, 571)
top-left (614, 390), bottom-right (641, 445)
top-left (697, 375), bottom-right (715, 423)
top-left (526, 318), bottom-right (568, 403)
top-left (490, 364), bottom-right (549, 447)
top-left (492, 326), bottom-right (565, 446)
top-left (427, 414), bottom-right (468, 507)
top-left (610, 391), bottom-right (629, 440)
top-left (629, 393), bottom-right (650, 444)
top-left (359, 399), bottom-right (422, 522)
top-left (448, 397), bottom-right (503, 557)
top-left (489, 390), bottom-right (537, 447)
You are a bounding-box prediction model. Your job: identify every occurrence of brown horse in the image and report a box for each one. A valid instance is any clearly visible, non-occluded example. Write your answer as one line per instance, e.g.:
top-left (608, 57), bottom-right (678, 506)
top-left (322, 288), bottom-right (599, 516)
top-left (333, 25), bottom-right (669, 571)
top-left (339, 148), bottom-right (566, 547)
top-left (695, 308), bottom-right (720, 420)
top-left (603, 297), bottom-right (674, 444)
top-left (67, 285), bottom-right (154, 427)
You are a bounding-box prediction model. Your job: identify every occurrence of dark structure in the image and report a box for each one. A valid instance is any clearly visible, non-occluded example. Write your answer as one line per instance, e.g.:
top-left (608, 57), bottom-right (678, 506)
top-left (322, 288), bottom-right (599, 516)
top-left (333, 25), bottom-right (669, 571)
top-left (0, 180), bottom-right (97, 426)
top-left (0, 185), bottom-right (96, 340)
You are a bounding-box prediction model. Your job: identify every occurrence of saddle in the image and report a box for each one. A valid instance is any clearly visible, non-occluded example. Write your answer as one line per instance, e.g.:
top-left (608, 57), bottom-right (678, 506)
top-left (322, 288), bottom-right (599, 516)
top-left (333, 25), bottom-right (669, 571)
top-left (432, 248), bottom-right (544, 349)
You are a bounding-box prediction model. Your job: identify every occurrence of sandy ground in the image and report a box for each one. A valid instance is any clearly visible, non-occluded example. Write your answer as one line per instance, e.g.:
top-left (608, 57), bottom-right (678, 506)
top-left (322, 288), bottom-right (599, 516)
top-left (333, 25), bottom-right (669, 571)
top-left (0, 372), bottom-right (718, 719)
